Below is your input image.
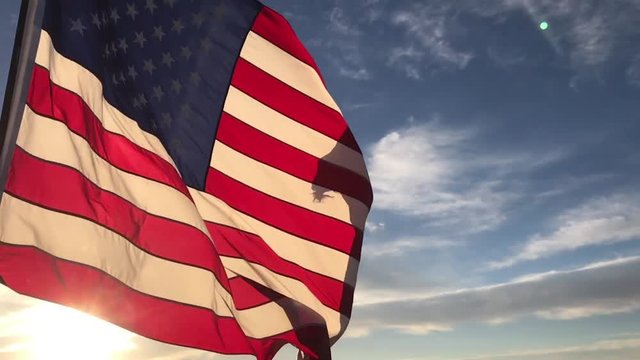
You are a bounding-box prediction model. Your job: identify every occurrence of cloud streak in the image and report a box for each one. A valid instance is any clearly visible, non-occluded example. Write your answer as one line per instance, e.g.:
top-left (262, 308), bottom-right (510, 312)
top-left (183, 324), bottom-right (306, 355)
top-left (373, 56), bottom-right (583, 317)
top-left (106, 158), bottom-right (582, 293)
top-left (454, 336), bottom-right (640, 360)
top-left (349, 256), bottom-right (640, 336)
top-left (490, 193), bottom-right (640, 269)
top-left (365, 236), bottom-right (459, 257)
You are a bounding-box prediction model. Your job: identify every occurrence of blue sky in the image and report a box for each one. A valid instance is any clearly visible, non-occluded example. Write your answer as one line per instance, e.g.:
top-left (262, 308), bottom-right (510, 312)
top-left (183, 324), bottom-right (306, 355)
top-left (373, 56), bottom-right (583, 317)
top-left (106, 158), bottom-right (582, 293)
top-left (1, 0), bottom-right (640, 359)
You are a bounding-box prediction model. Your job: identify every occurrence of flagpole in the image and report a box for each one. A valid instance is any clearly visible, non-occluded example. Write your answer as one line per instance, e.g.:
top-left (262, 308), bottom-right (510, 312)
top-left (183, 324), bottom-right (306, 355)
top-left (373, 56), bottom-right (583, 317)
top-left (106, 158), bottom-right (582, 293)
top-left (0, 0), bottom-right (45, 198)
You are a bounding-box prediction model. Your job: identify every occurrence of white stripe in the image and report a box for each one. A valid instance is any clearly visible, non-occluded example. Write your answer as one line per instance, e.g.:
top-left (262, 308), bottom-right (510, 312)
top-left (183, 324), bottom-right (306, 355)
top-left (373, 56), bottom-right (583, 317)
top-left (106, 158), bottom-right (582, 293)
top-left (0, 193), bottom-right (230, 315)
top-left (0, 194), bottom-right (300, 339)
top-left (241, 31), bottom-right (341, 114)
top-left (18, 107), bottom-right (209, 236)
top-left (224, 86), bottom-right (368, 179)
top-left (221, 256), bottom-right (348, 338)
top-left (189, 188), bottom-right (358, 287)
top-left (211, 141), bottom-right (368, 229)
top-left (35, 31), bottom-right (177, 170)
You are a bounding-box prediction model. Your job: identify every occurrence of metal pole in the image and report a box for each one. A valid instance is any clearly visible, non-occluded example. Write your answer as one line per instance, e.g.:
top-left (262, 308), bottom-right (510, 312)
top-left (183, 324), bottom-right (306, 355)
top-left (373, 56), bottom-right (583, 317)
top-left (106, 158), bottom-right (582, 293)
top-left (0, 0), bottom-right (45, 198)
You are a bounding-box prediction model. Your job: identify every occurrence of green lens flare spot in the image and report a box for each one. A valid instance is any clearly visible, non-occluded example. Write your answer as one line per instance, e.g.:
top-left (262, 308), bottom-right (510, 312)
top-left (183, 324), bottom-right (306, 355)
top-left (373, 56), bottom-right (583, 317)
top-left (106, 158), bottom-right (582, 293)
top-left (539, 21), bottom-right (549, 30)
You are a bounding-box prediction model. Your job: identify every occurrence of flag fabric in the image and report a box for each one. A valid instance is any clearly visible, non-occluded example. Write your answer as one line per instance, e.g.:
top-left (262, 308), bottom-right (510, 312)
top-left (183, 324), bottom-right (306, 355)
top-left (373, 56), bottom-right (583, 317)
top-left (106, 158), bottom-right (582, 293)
top-left (0, 1), bottom-right (372, 359)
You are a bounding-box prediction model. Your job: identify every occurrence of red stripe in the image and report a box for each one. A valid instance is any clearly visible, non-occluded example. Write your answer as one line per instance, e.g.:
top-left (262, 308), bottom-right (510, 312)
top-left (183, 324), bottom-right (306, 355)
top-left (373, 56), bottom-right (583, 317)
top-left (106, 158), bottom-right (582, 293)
top-left (252, 7), bottom-right (324, 82)
top-left (205, 168), bottom-right (362, 259)
top-left (229, 276), bottom-right (284, 310)
top-left (208, 222), bottom-right (354, 315)
top-left (27, 65), bottom-right (189, 197)
top-left (216, 113), bottom-right (372, 207)
top-left (6, 147), bottom-right (230, 291)
top-left (0, 244), bottom-right (331, 360)
top-left (231, 59), bottom-right (361, 153)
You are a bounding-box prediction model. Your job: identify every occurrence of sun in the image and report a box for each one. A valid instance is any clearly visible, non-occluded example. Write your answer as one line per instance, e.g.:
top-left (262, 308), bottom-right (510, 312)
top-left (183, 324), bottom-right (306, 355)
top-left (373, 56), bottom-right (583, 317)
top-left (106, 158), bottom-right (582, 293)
top-left (20, 302), bottom-right (136, 360)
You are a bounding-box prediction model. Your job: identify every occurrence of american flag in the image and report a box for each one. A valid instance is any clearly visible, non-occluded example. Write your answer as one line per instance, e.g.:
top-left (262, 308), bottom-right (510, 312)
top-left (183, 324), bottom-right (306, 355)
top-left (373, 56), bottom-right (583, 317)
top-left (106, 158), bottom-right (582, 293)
top-left (0, 0), bottom-right (372, 359)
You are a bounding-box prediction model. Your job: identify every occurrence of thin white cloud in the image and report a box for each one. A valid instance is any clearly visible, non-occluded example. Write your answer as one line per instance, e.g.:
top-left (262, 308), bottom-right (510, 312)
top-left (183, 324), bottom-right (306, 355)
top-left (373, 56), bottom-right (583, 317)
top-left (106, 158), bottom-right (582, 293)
top-left (454, 336), bottom-right (640, 360)
top-left (626, 53), bottom-right (640, 87)
top-left (490, 193), bottom-right (640, 269)
top-left (389, 4), bottom-right (473, 78)
top-left (328, 6), bottom-right (360, 36)
top-left (486, 47), bottom-right (526, 69)
top-left (364, 220), bottom-right (385, 233)
top-left (314, 4), bottom-right (372, 80)
top-left (386, 46), bottom-right (424, 79)
top-left (365, 236), bottom-right (458, 257)
top-left (534, 173), bottom-right (615, 199)
top-left (349, 256), bottom-right (640, 336)
top-left (368, 121), bottom-right (523, 233)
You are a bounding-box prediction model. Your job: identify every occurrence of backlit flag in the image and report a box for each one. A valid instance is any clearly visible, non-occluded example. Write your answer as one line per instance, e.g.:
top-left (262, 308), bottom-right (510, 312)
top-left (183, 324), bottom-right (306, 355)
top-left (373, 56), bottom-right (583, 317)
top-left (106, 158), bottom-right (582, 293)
top-left (0, 1), bottom-right (372, 359)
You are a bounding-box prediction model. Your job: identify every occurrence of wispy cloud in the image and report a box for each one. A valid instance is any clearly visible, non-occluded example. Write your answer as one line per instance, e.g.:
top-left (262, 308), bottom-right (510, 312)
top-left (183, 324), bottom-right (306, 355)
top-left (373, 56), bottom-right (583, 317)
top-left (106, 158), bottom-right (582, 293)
top-left (490, 193), bottom-right (640, 269)
top-left (454, 336), bottom-right (640, 360)
top-left (626, 53), bottom-right (640, 87)
top-left (365, 236), bottom-right (458, 257)
top-left (349, 256), bottom-right (640, 337)
top-left (364, 220), bottom-right (385, 233)
top-left (486, 47), bottom-right (526, 69)
top-left (479, 0), bottom-right (640, 85)
top-left (367, 120), bottom-right (556, 233)
top-left (388, 3), bottom-right (473, 78)
top-left (312, 3), bottom-right (372, 80)
top-left (380, 0), bottom-right (640, 83)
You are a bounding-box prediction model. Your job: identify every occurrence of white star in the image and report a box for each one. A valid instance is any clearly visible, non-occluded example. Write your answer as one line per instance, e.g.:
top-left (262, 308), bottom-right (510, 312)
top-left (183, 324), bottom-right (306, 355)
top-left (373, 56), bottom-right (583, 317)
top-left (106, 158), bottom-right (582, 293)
top-left (145, 0), bottom-right (158, 14)
top-left (119, 72), bottom-right (127, 83)
top-left (189, 72), bottom-right (201, 86)
top-left (171, 19), bottom-right (185, 34)
top-left (161, 52), bottom-right (175, 67)
top-left (133, 32), bottom-right (146, 48)
top-left (112, 74), bottom-right (120, 86)
top-left (128, 65), bottom-right (138, 80)
top-left (111, 9), bottom-right (120, 24)
top-left (160, 113), bottom-right (172, 127)
top-left (110, 9), bottom-right (120, 23)
top-left (101, 12), bottom-right (109, 25)
top-left (164, 0), bottom-right (177, 7)
top-left (180, 46), bottom-right (192, 61)
top-left (151, 118), bottom-right (159, 131)
top-left (126, 3), bottom-right (139, 20)
top-left (143, 59), bottom-right (156, 75)
top-left (152, 86), bottom-right (164, 101)
top-left (133, 97), bottom-right (141, 109)
top-left (110, 42), bottom-right (117, 53)
top-left (181, 104), bottom-right (192, 117)
top-left (170, 137), bottom-right (183, 152)
top-left (192, 12), bottom-right (205, 28)
top-left (138, 93), bottom-right (148, 106)
top-left (91, 13), bottom-right (102, 29)
top-left (70, 18), bottom-right (87, 36)
top-left (103, 44), bottom-right (112, 58)
top-left (200, 37), bottom-right (212, 53)
top-left (214, 3), bottom-right (226, 20)
top-left (152, 26), bottom-right (165, 41)
top-left (170, 79), bottom-right (182, 94)
top-left (118, 38), bottom-right (128, 53)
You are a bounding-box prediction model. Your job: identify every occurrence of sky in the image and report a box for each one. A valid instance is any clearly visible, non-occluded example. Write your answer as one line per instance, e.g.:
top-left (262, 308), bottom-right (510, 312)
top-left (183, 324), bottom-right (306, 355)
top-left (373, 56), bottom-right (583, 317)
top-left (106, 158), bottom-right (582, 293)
top-left (1, 0), bottom-right (640, 359)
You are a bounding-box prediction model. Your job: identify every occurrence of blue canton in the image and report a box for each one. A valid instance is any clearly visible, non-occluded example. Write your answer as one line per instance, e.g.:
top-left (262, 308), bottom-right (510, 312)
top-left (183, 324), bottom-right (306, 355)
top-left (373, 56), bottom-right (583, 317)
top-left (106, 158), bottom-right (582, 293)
top-left (42, 0), bottom-right (262, 189)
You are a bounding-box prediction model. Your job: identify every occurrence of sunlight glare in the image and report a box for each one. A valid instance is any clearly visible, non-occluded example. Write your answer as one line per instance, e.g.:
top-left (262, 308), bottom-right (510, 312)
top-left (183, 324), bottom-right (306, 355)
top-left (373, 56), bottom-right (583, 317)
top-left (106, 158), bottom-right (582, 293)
top-left (22, 303), bottom-right (135, 360)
